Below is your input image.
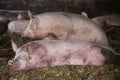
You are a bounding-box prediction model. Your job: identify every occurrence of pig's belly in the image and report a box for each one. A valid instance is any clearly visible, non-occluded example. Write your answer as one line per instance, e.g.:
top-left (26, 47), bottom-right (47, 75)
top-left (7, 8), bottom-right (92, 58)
top-left (69, 58), bottom-right (86, 65)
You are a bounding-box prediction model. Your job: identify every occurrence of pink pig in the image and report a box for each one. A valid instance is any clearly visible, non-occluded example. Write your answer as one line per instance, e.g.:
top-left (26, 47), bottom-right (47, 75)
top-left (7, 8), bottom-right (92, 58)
top-left (8, 40), bottom-right (116, 70)
top-left (21, 11), bottom-right (108, 45)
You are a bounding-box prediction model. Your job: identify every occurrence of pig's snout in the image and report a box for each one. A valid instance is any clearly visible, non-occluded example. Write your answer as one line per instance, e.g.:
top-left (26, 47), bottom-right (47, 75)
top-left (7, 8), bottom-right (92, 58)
top-left (8, 60), bottom-right (14, 66)
top-left (8, 60), bottom-right (20, 69)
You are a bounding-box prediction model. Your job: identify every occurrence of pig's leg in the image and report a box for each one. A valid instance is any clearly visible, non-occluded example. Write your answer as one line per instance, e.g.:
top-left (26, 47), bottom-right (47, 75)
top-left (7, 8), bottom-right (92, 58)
top-left (68, 47), bottom-right (104, 66)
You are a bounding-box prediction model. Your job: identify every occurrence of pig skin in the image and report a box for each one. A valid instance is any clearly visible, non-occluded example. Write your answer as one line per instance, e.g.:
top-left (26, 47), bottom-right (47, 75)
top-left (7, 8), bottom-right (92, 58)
top-left (8, 40), bottom-right (116, 70)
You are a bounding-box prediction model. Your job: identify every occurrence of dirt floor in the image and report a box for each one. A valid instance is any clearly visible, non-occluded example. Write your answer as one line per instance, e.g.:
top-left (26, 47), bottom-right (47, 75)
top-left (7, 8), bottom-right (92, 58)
top-left (0, 25), bottom-right (120, 80)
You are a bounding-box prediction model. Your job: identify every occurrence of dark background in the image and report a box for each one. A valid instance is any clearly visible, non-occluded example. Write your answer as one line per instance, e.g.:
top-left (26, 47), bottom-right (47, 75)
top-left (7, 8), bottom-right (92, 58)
top-left (0, 0), bottom-right (120, 17)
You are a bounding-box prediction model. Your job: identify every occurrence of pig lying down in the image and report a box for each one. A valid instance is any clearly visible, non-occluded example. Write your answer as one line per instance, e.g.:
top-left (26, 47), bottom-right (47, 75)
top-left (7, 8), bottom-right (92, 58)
top-left (22, 11), bottom-right (108, 45)
top-left (8, 40), bottom-right (116, 70)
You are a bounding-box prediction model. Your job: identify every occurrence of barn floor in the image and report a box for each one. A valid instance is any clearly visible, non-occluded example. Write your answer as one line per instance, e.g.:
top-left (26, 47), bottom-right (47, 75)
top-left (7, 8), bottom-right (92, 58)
top-left (0, 26), bottom-right (120, 80)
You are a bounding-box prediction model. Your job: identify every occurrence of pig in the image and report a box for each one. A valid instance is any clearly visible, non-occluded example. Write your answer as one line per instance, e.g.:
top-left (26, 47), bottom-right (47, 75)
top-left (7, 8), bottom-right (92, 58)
top-left (0, 9), bottom-right (29, 21)
top-left (92, 14), bottom-right (120, 27)
top-left (8, 20), bottom-right (29, 34)
top-left (0, 16), bottom-right (10, 34)
top-left (21, 11), bottom-right (108, 45)
top-left (8, 40), bottom-right (116, 70)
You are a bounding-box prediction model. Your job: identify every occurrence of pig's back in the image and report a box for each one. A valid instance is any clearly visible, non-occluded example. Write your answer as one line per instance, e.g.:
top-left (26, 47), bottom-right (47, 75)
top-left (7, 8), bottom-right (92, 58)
top-left (35, 12), bottom-right (73, 29)
top-left (36, 12), bottom-right (98, 27)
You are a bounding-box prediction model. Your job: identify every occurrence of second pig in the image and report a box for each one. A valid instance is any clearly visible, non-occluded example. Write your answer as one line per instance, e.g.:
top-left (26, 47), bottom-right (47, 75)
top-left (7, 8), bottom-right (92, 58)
top-left (22, 11), bottom-right (108, 45)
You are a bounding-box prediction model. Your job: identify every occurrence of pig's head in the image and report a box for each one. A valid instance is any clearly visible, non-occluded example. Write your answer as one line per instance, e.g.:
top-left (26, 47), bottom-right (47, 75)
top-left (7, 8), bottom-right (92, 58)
top-left (8, 40), bottom-right (40, 70)
top-left (21, 10), bottom-right (39, 39)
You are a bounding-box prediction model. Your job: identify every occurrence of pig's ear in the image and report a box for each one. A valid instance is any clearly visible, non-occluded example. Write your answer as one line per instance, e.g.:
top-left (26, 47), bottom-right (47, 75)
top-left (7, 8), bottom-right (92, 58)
top-left (81, 12), bottom-right (88, 18)
top-left (28, 10), bottom-right (35, 19)
top-left (11, 39), bottom-right (18, 52)
top-left (25, 42), bottom-right (39, 54)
